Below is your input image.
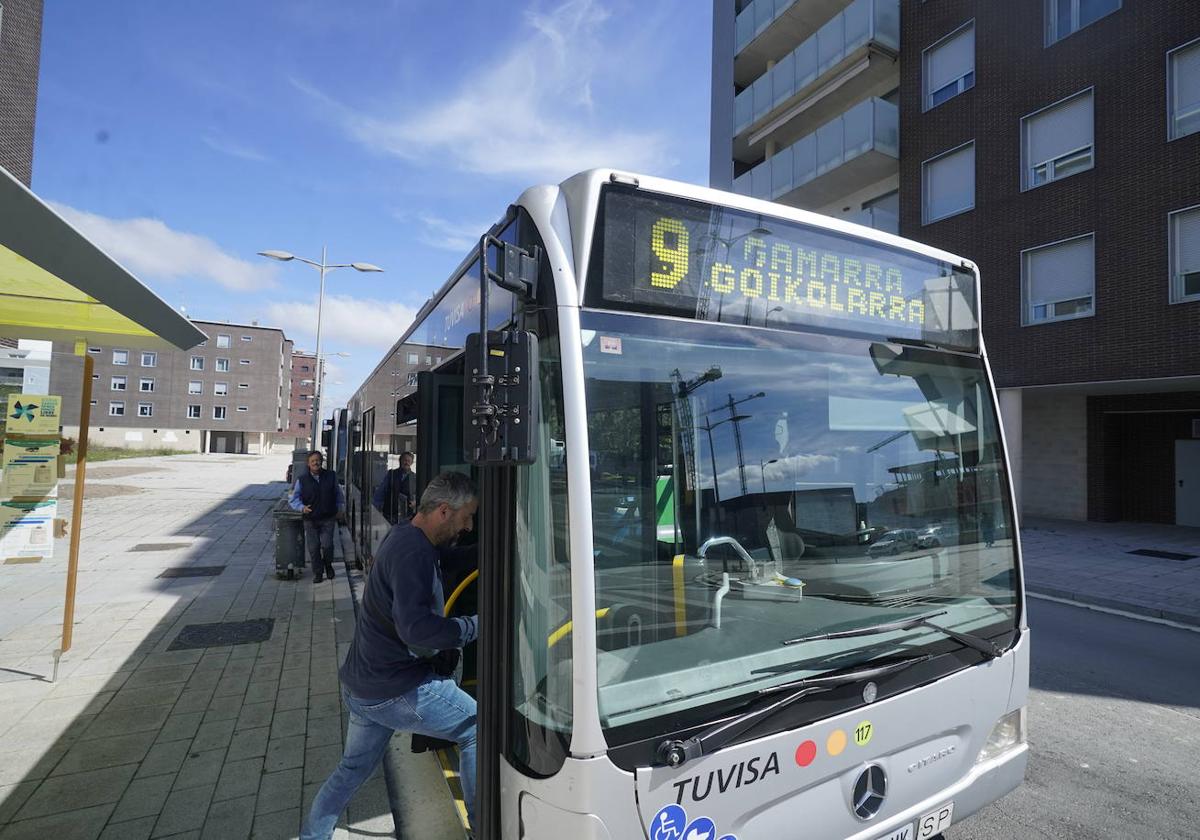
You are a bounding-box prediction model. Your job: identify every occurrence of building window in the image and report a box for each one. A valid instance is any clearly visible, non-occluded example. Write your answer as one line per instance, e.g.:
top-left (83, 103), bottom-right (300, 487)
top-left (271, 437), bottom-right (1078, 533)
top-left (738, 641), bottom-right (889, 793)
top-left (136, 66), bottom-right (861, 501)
top-left (238, 383), bottom-right (249, 389)
top-left (187, 380), bottom-right (202, 395)
top-left (407, 352), bottom-right (419, 365)
top-left (139, 378), bottom-right (155, 392)
top-left (922, 142), bottom-right (975, 224)
top-left (113, 349), bottom-right (128, 366)
top-left (213, 406), bottom-right (227, 420)
top-left (111, 376), bottom-right (127, 391)
top-left (1046, 0), bottom-right (1120, 46)
top-left (187, 404), bottom-right (201, 419)
top-left (236, 406), bottom-right (249, 412)
top-left (240, 335), bottom-right (252, 342)
top-left (301, 365), bottom-right (310, 372)
top-left (239, 359), bottom-right (251, 366)
top-left (141, 351), bottom-right (157, 367)
top-left (109, 401), bottom-right (125, 416)
top-left (1022, 233), bottom-right (1095, 324)
top-left (924, 22), bottom-right (975, 111)
top-left (435, 356), bottom-right (443, 365)
top-left (216, 334), bottom-right (231, 348)
top-left (190, 356), bottom-right (205, 371)
top-left (1169, 205), bottom-right (1200, 303)
top-left (406, 372), bottom-right (419, 387)
top-left (425, 355), bottom-right (432, 365)
top-left (87, 346), bottom-right (101, 354)
top-left (216, 358), bottom-right (230, 372)
top-left (138, 402), bottom-right (153, 417)
top-left (298, 407), bottom-right (307, 415)
top-left (298, 422), bottom-right (306, 429)
top-left (1168, 38), bottom-right (1200, 141)
top-left (214, 382), bottom-right (229, 396)
top-left (1021, 88), bottom-right (1093, 190)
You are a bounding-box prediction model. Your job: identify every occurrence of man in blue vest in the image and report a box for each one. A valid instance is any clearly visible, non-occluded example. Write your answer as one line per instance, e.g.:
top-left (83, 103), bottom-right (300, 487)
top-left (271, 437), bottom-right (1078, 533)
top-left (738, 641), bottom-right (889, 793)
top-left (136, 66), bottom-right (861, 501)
top-left (289, 450), bottom-right (345, 582)
top-left (372, 450), bottom-right (415, 525)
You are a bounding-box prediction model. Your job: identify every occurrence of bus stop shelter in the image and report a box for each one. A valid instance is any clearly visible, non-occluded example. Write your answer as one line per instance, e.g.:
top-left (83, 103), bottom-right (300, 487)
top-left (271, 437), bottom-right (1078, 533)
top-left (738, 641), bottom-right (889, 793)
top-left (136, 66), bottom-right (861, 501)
top-left (0, 165), bottom-right (206, 674)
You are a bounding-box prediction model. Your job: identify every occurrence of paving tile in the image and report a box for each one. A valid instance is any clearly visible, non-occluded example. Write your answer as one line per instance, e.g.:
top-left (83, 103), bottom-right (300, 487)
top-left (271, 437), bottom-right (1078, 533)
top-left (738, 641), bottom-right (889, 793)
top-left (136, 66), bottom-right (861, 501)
top-left (190, 718), bottom-right (237, 753)
top-left (270, 708), bottom-right (307, 740)
top-left (225, 725), bottom-right (271, 763)
top-left (0, 801), bottom-right (115, 840)
top-left (181, 670), bottom-right (221, 692)
top-left (306, 692), bottom-right (341, 718)
top-left (140, 650), bottom-right (204, 669)
top-left (303, 743), bottom-right (343, 785)
top-left (108, 682), bottom-right (187, 711)
top-left (172, 687), bottom-right (217, 715)
top-left (16, 764), bottom-right (137, 820)
top-left (98, 816), bottom-right (157, 840)
top-left (135, 739), bottom-right (192, 779)
top-left (151, 783), bottom-right (215, 838)
top-left (304, 715), bottom-right (343, 748)
top-left (155, 711), bottom-right (204, 745)
top-left (1, 715), bottom-right (97, 755)
top-left (235, 701), bottom-right (274, 732)
top-left (201, 692), bottom-right (243, 723)
top-left (83, 704), bottom-right (172, 741)
top-left (50, 730), bottom-right (158, 776)
top-left (46, 672), bottom-right (130, 698)
top-left (110, 773), bottom-right (176, 823)
top-left (213, 756), bottom-right (265, 802)
top-left (173, 748), bottom-right (226, 790)
top-left (263, 735), bottom-right (305, 773)
top-left (124, 664), bottom-right (197, 688)
top-left (273, 686), bottom-right (308, 712)
top-left (0, 780), bottom-right (39, 825)
top-left (212, 675), bottom-right (245, 698)
top-left (248, 807), bottom-right (300, 840)
top-left (0, 744), bottom-right (70, 786)
top-left (254, 769), bottom-right (302, 815)
top-left (199, 794), bottom-right (257, 840)
top-left (24, 691), bottom-right (114, 721)
top-left (241, 681), bottom-right (278, 706)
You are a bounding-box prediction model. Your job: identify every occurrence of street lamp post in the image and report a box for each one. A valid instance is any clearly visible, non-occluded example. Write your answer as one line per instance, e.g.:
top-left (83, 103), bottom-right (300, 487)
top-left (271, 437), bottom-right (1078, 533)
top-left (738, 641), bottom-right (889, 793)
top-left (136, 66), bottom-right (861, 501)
top-left (259, 247), bottom-right (382, 450)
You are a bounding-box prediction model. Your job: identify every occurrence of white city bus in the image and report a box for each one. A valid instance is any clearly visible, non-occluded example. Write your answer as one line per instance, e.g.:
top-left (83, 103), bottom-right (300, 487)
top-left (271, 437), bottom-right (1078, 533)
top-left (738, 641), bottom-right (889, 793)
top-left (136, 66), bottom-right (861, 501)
top-left (340, 169), bottom-right (1028, 840)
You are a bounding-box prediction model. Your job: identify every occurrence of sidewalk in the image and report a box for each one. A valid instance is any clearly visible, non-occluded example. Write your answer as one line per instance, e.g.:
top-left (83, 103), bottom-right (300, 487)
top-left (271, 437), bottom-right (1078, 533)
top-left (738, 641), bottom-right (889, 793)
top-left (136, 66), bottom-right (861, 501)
top-left (0, 453), bottom-right (394, 840)
top-left (1021, 517), bottom-right (1200, 626)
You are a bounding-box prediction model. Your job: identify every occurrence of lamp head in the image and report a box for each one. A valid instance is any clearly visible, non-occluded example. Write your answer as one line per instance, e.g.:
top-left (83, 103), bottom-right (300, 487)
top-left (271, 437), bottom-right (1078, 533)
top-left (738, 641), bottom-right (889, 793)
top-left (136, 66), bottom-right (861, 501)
top-left (258, 250), bottom-right (295, 262)
top-left (351, 262), bottom-right (384, 273)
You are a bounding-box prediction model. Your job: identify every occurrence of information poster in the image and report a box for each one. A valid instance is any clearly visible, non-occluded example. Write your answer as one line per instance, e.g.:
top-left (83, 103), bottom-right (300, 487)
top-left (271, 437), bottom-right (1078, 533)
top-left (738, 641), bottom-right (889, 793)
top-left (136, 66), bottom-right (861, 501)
top-left (1, 394), bottom-right (62, 563)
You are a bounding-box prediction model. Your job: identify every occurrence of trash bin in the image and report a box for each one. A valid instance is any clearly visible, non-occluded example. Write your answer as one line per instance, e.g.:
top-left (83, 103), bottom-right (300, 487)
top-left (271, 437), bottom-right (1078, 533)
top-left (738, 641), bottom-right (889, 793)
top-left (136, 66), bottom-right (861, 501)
top-left (274, 499), bottom-right (307, 580)
top-left (291, 447), bottom-right (310, 485)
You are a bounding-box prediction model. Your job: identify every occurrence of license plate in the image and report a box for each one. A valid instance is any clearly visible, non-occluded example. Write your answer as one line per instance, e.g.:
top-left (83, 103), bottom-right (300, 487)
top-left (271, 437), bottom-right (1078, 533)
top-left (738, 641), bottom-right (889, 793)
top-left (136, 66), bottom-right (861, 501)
top-left (916, 802), bottom-right (954, 838)
top-left (873, 826), bottom-right (913, 840)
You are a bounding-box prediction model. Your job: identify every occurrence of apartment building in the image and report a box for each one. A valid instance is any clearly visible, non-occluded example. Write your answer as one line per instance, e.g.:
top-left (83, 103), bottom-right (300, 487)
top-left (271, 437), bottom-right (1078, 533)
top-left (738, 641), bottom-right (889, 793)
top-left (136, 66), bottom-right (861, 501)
top-left (50, 320), bottom-right (294, 454)
top-left (349, 342), bottom-right (453, 455)
top-left (712, 0), bottom-right (1200, 526)
top-left (285, 350), bottom-right (318, 443)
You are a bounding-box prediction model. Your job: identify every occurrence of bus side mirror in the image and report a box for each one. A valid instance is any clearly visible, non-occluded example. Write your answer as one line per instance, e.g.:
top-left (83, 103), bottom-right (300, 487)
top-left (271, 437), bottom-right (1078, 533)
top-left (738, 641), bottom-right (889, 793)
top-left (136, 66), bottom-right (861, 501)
top-left (464, 329), bottom-right (539, 465)
top-left (320, 429), bottom-right (331, 449)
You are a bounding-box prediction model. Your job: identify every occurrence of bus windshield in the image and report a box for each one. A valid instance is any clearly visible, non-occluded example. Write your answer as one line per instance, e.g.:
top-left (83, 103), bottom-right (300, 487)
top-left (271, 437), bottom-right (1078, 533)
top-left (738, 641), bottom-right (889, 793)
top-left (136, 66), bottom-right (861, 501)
top-left (581, 310), bottom-right (1018, 732)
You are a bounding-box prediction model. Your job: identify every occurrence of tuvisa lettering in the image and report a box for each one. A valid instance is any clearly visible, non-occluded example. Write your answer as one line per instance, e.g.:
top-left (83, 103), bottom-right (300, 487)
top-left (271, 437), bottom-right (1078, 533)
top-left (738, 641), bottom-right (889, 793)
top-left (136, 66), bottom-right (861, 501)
top-left (672, 752), bottom-right (782, 804)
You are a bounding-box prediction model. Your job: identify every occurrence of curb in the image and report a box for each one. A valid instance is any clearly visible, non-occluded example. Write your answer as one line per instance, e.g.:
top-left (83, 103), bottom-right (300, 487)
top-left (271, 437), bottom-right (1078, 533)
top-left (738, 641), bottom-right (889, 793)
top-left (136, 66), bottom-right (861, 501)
top-left (1027, 584), bottom-right (1200, 629)
top-left (334, 526), bottom-right (409, 837)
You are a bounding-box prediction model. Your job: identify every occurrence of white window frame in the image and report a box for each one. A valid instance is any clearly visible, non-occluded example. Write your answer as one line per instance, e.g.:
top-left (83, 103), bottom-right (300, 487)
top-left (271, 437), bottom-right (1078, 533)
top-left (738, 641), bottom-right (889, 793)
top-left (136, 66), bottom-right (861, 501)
top-left (239, 359), bottom-right (251, 366)
top-left (406, 372), bottom-right (419, 387)
top-left (236, 406), bottom-right (249, 412)
top-left (923, 20), bottom-right (975, 112)
top-left (216, 334), bottom-right (231, 348)
top-left (190, 356), bottom-right (205, 371)
top-left (216, 358), bottom-right (230, 372)
top-left (137, 402), bottom-right (154, 418)
top-left (110, 375), bottom-right (127, 391)
top-left (238, 383), bottom-right (249, 389)
top-left (406, 352), bottom-right (419, 365)
top-left (214, 382), bottom-right (229, 396)
top-left (921, 141), bottom-right (975, 225)
top-left (1021, 88), bottom-right (1094, 192)
top-left (213, 406), bottom-right (227, 420)
top-left (1045, 0), bottom-right (1121, 46)
top-left (140, 351), bottom-right (157, 367)
top-left (112, 349), bottom-right (129, 366)
top-left (108, 401), bottom-right (125, 416)
top-left (187, 380), bottom-right (202, 395)
top-left (1169, 203), bottom-right (1200, 304)
top-left (187, 404), bottom-right (202, 419)
top-left (1021, 232), bottom-right (1096, 325)
top-left (1168, 37), bottom-right (1200, 142)
top-left (139, 378), bottom-right (155, 393)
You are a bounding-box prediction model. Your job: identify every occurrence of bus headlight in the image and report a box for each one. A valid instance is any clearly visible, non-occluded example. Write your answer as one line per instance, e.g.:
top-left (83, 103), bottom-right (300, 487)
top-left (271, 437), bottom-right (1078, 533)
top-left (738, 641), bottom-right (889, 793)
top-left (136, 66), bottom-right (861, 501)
top-left (975, 707), bottom-right (1025, 765)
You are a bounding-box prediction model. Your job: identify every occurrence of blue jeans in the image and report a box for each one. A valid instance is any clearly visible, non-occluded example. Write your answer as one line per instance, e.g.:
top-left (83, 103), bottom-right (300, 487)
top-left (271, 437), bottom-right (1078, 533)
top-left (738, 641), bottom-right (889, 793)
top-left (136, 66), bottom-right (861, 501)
top-left (304, 517), bottom-right (336, 574)
top-left (301, 678), bottom-right (477, 839)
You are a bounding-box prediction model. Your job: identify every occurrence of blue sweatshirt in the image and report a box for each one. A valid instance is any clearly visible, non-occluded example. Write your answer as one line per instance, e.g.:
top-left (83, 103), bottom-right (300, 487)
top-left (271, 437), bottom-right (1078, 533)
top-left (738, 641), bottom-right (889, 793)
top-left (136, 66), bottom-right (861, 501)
top-left (339, 523), bottom-right (478, 700)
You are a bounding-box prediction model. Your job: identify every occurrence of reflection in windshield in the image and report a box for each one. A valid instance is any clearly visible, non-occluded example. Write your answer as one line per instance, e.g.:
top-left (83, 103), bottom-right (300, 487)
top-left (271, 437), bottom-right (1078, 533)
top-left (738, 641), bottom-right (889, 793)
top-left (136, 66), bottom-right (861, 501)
top-left (582, 313), bottom-right (1017, 729)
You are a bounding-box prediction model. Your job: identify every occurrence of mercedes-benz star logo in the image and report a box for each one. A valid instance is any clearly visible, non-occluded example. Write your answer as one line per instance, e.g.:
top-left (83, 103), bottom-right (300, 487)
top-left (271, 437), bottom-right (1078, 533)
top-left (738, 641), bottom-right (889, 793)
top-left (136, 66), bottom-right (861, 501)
top-left (862, 681), bottom-right (878, 704)
top-left (852, 764), bottom-right (887, 820)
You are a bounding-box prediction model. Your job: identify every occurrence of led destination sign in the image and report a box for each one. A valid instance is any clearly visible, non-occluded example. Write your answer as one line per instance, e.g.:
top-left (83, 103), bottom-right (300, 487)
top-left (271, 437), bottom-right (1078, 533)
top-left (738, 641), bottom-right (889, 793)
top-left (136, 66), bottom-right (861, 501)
top-left (588, 187), bottom-right (978, 349)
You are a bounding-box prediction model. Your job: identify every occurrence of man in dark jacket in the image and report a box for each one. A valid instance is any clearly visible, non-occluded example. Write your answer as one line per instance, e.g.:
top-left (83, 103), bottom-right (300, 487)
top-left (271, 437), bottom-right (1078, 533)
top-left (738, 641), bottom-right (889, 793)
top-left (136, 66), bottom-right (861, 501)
top-left (301, 471), bottom-right (479, 839)
top-left (289, 450), bottom-right (345, 582)
top-left (372, 450), bottom-right (415, 524)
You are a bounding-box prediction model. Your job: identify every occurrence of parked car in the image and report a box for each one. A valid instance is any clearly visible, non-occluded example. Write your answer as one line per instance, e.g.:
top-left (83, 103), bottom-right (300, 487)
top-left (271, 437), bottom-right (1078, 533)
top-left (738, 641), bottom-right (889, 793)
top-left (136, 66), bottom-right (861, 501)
top-left (867, 528), bottom-right (920, 557)
top-left (916, 522), bottom-right (957, 549)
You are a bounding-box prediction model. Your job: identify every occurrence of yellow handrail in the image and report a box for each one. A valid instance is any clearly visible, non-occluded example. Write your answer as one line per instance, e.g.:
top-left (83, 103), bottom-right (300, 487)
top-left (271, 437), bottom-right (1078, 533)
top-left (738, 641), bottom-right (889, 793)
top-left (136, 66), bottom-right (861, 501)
top-left (443, 569), bottom-right (479, 616)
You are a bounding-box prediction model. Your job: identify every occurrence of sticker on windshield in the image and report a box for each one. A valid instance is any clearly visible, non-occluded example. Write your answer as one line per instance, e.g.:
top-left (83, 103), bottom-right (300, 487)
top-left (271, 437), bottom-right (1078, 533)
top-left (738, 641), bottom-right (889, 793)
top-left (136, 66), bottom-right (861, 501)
top-left (600, 335), bottom-right (622, 354)
top-left (648, 804), bottom-right (737, 840)
top-left (855, 720), bottom-right (874, 747)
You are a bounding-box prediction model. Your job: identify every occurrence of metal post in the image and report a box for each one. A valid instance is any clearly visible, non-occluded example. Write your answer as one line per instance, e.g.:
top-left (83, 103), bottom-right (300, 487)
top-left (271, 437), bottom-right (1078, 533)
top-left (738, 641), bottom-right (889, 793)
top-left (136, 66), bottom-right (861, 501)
top-left (311, 245), bottom-right (327, 451)
top-left (60, 352), bottom-right (94, 659)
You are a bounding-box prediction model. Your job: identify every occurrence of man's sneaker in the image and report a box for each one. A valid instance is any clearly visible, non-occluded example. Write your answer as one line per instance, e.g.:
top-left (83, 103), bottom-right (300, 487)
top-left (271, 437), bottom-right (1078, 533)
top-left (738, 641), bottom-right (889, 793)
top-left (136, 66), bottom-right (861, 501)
top-left (325, 567), bottom-right (336, 580)
top-left (313, 575), bottom-right (323, 584)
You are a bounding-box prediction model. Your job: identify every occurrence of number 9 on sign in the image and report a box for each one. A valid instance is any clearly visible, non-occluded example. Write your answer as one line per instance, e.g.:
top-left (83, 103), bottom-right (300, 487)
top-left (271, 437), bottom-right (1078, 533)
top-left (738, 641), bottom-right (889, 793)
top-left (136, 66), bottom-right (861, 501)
top-left (650, 217), bottom-right (689, 290)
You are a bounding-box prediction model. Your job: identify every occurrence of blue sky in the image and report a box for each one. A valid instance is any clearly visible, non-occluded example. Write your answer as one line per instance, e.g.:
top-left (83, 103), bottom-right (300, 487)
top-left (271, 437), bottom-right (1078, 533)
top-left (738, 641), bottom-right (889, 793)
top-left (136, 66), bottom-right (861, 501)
top-left (34, 0), bottom-right (712, 408)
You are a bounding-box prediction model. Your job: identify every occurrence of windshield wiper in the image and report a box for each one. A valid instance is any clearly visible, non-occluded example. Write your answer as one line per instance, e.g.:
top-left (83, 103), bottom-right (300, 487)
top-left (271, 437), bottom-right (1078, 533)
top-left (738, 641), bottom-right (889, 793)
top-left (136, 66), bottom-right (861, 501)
top-left (654, 655), bottom-right (930, 768)
top-left (781, 610), bottom-right (1005, 659)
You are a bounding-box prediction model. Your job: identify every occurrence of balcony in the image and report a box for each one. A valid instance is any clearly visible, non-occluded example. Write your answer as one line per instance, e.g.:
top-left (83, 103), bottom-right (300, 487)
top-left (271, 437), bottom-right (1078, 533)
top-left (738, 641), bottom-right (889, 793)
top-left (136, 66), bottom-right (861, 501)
top-left (852, 206), bottom-right (899, 234)
top-left (733, 0), bottom-right (898, 164)
top-left (732, 97), bottom-right (898, 209)
top-left (735, 0), bottom-right (855, 83)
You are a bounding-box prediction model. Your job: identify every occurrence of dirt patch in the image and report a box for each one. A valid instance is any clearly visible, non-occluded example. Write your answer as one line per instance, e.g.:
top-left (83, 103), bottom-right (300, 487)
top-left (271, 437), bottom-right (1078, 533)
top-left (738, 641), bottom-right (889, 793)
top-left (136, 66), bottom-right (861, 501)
top-left (65, 465), bottom-right (165, 481)
top-left (58, 483), bottom-right (144, 499)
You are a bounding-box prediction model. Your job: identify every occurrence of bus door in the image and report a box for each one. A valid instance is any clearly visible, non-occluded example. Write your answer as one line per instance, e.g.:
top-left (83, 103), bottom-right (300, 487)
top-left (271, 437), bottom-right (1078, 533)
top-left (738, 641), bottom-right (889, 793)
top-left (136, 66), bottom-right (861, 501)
top-left (356, 407), bottom-right (375, 561)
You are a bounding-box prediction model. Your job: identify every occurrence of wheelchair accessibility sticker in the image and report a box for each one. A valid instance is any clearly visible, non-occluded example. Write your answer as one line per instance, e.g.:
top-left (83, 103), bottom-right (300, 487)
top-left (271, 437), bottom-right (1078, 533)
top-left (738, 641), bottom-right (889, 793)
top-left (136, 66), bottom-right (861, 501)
top-left (649, 804), bottom-right (736, 840)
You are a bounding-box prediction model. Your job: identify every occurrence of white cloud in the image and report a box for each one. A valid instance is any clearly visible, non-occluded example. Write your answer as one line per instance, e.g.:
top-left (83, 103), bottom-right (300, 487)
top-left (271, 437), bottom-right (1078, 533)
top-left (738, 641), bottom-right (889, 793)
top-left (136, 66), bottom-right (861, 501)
top-left (265, 294), bottom-right (418, 351)
top-left (415, 212), bottom-right (495, 252)
top-left (49, 202), bottom-right (277, 292)
top-left (201, 133), bottom-right (269, 162)
top-left (293, 0), bottom-right (674, 181)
